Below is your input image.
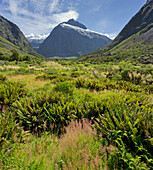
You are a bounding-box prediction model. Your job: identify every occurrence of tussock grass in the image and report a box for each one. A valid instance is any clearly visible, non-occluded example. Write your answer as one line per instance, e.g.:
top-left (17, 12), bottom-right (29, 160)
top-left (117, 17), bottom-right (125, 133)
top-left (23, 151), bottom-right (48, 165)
top-left (7, 74), bottom-right (51, 91)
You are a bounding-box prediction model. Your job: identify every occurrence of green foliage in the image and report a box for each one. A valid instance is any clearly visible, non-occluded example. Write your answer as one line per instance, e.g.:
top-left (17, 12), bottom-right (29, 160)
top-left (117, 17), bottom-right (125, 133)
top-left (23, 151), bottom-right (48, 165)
top-left (13, 90), bottom-right (149, 137)
top-left (14, 97), bottom-right (76, 135)
top-left (0, 52), bottom-right (9, 60)
top-left (144, 84), bottom-right (153, 93)
top-left (75, 78), bottom-right (143, 92)
top-left (95, 103), bottom-right (153, 169)
top-left (36, 74), bottom-right (58, 80)
top-left (0, 81), bottom-right (27, 111)
top-left (0, 60), bottom-right (153, 169)
top-left (53, 82), bottom-right (75, 95)
top-left (71, 71), bottom-right (81, 77)
top-left (10, 49), bottom-right (20, 61)
top-left (0, 112), bottom-right (16, 153)
top-left (23, 55), bottom-right (31, 61)
top-left (0, 75), bottom-right (7, 82)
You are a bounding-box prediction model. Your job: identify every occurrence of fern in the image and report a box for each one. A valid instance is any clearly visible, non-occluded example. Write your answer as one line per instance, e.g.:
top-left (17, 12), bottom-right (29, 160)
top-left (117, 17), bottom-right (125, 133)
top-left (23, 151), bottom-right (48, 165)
top-left (95, 103), bottom-right (153, 169)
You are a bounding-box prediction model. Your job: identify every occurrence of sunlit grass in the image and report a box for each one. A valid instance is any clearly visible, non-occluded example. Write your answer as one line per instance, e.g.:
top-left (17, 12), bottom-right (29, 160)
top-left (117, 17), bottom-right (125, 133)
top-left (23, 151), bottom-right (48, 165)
top-left (0, 60), bottom-right (153, 169)
top-left (6, 74), bottom-right (52, 91)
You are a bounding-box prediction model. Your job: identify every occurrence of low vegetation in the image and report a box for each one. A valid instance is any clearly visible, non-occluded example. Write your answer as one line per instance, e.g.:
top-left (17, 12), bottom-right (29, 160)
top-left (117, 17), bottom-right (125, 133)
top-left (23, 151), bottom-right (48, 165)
top-left (0, 58), bottom-right (153, 169)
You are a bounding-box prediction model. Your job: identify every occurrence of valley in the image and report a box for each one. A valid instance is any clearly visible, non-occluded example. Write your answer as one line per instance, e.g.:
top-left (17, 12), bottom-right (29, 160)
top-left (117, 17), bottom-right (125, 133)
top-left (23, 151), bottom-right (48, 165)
top-left (0, 0), bottom-right (153, 169)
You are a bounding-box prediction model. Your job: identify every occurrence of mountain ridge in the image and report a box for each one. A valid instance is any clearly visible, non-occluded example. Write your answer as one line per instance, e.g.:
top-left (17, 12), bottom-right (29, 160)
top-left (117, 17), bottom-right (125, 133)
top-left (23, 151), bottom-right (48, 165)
top-left (0, 15), bottom-right (43, 59)
top-left (79, 0), bottom-right (153, 64)
top-left (0, 15), bottom-right (34, 52)
top-left (38, 19), bottom-right (111, 57)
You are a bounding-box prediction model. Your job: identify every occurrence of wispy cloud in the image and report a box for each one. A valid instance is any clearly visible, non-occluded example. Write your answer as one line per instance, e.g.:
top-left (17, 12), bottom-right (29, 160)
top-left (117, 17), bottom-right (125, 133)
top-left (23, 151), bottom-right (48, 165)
top-left (9, 0), bottom-right (18, 16)
top-left (0, 0), bottom-right (79, 35)
top-left (49, 0), bottom-right (60, 13)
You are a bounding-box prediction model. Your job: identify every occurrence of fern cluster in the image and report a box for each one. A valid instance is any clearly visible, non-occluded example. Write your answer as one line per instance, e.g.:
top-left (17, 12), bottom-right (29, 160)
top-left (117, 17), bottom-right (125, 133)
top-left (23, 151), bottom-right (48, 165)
top-left (95, 103), bottom-right (153, 169)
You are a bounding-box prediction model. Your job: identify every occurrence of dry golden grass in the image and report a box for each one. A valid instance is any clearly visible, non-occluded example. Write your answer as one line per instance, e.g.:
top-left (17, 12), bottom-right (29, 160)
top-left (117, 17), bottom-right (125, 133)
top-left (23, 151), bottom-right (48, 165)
top-left (28, 66), bottom-right (46, 71)
top-left (43, 61), bottom-right (71, 71)
top-left (4, 65), bottom-right (20, 70)
top-left (0, 66), bottom-right (4, 70)
top-left (6, 74), bottom-right (52, 91)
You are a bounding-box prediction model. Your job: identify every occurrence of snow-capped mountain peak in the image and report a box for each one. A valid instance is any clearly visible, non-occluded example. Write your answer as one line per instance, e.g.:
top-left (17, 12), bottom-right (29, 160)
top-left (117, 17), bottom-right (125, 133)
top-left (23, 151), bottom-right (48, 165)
top-left (38, 19), bottom-right (112, 57)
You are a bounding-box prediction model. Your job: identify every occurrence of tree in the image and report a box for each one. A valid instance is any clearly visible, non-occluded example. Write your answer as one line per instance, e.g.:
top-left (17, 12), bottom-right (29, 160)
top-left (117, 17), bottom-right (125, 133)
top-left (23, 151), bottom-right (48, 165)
top-left (10, 49), bottom-right (20, 61)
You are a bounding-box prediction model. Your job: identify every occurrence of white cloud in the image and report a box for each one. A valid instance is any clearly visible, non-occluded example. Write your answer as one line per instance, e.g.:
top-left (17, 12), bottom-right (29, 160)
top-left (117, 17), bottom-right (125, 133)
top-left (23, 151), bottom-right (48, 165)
top-left (49, 0), bottom-right (59, 13)
top-left (9, 0), bottom-right (18, 16)
top-left (52, 10), bottom-right (79, 23)
top-left (0, 0), bottom-right (79, 35)
top-left (103, 32), bottom-right (118, 40)
top-left (25, 33), bottom-right (35, 38)
top-left (26, 33), bottom-right (50, 40)
top-left (89, 4), bottom-right (102, 13)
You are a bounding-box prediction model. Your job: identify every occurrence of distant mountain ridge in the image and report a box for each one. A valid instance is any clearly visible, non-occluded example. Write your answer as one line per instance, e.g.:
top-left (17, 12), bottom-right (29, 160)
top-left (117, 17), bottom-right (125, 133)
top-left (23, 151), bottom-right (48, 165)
top-left (26, 34), bottom-right (47, 52)
top-left (38, 19), bottom-right (111, 57)
top-left (80, 0), bottom-right (153, 64)
top-left (0, 15), bottom-right (33, 52)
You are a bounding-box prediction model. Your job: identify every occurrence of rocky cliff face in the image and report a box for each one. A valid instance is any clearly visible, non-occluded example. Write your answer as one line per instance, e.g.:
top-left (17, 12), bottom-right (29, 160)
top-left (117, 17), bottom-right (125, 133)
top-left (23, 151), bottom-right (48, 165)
top-left (0, 15), bottom-right (33, 52)
top-left (38, 19), bottom-right (111, 57)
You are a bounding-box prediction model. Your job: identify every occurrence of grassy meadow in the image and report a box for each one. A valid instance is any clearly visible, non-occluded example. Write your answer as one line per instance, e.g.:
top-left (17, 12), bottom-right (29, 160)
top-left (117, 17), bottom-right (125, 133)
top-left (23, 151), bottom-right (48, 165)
top-left (0, 59), bottom-right (153, 169)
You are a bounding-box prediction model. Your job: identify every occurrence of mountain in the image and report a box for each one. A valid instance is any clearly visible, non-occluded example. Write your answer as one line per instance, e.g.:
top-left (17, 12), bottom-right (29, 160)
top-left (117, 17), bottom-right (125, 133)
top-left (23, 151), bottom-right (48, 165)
top-left (0, 15), bottom-right (34, 52)
top-left (80, 0), bottom-right (153, 64)
top-left (26, 34), bottom-right (47, 52)
top-left (0, 15), bottom-right (43, 59)
top-left (38, 19), bottom-right (111, 57)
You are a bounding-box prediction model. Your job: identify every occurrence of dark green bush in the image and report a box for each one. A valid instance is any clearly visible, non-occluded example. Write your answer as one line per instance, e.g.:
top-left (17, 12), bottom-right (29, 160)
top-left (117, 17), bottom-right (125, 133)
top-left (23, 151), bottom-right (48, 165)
top-left (10, 49), bottom-right (20, 61)
top-left (53, 82), bottom-right (75, 95)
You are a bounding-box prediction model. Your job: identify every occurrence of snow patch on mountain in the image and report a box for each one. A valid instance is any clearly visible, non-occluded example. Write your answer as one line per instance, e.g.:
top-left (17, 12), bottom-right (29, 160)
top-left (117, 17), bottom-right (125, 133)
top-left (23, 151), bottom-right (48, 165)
top-left (60, 23), bottom-right (108, 39)
top-left (38, 19), bottom-right (112, 57)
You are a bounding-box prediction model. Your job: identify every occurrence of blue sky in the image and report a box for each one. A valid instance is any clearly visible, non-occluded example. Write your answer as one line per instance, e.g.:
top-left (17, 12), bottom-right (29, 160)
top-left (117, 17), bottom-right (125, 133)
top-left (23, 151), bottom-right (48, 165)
top-left (0, 0), bottom-right (147, 39)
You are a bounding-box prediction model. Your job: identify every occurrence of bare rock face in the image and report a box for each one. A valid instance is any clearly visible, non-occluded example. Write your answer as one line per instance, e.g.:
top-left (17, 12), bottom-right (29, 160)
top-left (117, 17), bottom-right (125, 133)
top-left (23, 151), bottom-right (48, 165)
top-left (38, 19), bottom-right (111, 57)
top-left (0, 15), bottom-right (33, 52)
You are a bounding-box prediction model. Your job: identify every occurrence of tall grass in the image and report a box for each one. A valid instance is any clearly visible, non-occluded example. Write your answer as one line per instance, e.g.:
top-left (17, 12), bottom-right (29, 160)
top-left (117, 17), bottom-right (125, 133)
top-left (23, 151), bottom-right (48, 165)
top-left (0, 120), bottom-right (108, 170)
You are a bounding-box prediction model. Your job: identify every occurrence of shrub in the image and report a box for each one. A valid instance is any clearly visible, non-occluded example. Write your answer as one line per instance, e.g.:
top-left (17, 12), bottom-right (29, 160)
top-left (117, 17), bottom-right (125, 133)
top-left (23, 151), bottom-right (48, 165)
top-left (0, 112), bottom-right (17, 153)
top-left (0, 81), bottom-right (27, 112)
top-left (53, 82), bottom-right (75, 95)
top-left (0, 75), bottom-right (7, 82)
top-left (71, 72), bottom-right (80, 77)
top-left (10, 49), bottom-right (20, 61)
top-left (95, 103), bottom-right (153, 169)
